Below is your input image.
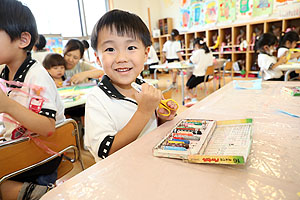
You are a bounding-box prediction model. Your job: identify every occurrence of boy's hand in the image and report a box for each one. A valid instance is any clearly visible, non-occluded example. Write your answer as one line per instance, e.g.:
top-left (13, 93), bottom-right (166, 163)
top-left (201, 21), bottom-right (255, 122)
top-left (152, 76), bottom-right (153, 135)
top-left (70, 72), bottom-right (88, 84)
top-left (157, 99), bottom-right (178, 121)
top-left (278, 55), bottom-right (287, 65)
top-left (135, 83), bottom-right (161, 115)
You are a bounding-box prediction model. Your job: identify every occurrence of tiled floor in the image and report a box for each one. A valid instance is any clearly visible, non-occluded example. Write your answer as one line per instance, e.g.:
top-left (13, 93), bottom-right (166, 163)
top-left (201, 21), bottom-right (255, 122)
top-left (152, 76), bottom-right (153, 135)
top-left (58, 72), bottom-right (238, 183)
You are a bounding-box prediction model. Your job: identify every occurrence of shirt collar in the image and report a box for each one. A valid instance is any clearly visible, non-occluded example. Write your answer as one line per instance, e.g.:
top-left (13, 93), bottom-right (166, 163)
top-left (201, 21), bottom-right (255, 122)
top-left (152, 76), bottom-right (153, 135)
top-left (0, 52), bottom-right (36, 87)
top-left (98, 75), bottom-right (145, 99)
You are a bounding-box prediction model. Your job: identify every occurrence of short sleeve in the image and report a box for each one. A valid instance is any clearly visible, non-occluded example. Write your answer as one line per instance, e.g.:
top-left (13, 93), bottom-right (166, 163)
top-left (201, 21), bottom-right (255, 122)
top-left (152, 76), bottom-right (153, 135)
top-left (84, 88), bottom-right (117, 160)
top-left (162, 41), bottom-right (168, 52)
top-left (80, 61), bottom-right (95, 72)
top-left (175, 41), bottom-right (181, 52)
top-left (258, 54), bottom-right (276, 71)
top-left (190, 50), bottom-right (200, 64)
top-left (26, 64), bottom-right (62, 120)
top-left (277, 48), bottom-right (288, 58)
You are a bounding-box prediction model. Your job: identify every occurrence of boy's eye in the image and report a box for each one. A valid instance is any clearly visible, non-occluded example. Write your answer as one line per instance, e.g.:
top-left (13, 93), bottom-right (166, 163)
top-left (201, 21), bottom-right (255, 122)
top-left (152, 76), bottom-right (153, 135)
top-left (105, 48), bottom-right (114, 52)
top-left (128, 46), bottom-right (137, 50)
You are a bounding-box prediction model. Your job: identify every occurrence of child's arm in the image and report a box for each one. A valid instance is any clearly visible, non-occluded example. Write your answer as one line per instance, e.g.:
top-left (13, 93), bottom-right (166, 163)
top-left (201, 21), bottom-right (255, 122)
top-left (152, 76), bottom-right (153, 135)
top-left (162, 52), bottom-right (166, 63)
top-left (177, 51), bottom-right (184, 62)
top-left (270, 55), bottom-right (287, 69)
top-left (0, 90), bottom-right (55, 136)
top-left (289, 51), bottom-right (300, 60)
top-left (70, 69), bottom-right (104, 84)
top-left (108, 84), bottom-right (161, 155)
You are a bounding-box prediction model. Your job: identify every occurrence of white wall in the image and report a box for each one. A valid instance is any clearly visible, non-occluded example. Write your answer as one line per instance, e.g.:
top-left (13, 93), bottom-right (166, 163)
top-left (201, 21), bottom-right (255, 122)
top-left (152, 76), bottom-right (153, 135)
top-left (112, 0), bottom-right (181, 33)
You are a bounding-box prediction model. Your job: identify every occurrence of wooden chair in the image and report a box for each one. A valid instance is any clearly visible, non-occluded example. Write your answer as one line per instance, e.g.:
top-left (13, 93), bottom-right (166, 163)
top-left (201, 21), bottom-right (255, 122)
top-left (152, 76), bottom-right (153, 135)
top-left (193, 65), bottom-right (217, 97)
top-left (0, 118), bottom-right (85, 185)
top-left (222, 60), bottom-right (234, 86)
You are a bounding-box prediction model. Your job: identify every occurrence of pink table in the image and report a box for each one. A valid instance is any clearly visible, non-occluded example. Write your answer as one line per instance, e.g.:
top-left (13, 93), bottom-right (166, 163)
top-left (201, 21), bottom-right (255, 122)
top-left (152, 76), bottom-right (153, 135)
top-left (42, 81), bottom-right (300, 200)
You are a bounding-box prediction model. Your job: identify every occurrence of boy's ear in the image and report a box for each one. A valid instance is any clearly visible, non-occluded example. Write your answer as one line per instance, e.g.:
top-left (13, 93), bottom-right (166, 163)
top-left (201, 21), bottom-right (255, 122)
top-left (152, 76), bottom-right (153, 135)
top-left (94, 52), bottom-right (102, 67)
top-left (18, 32), bottom-right (31, 49)
top-left (144, 46), bottom-right (150, 61)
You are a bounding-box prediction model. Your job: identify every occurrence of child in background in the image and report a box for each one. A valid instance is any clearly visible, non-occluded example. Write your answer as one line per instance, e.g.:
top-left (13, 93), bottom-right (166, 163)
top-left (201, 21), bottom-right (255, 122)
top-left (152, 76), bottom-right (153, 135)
top-left (63, 39), bottom-right (104, 84)
top-left (85, 9), bottom-right (178, 162)
top-left (162, 29), bottom-right (184, 86)
top-left (145, 45), bottom-right (159, 79)
top-left (0, 0), bottom-right (65, 199)
top-left (277, 31), bottom-right (300, 79)
top-left (43, 53), bottom-right (67, 88)
top-left (257, 33), bottom-right (287, 81)
top-left (81, 39), bottom-right (91, 62)
top-left (185, 38), bottom-right (214, 106)
top-left (32, 34), bottom-right (49, 64)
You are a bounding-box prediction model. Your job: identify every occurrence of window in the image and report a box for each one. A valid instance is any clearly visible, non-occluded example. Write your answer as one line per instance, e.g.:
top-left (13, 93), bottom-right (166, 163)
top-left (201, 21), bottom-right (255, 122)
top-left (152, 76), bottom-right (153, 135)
top-left (83, 0), bottom-right (108, 35)
top-left (20, 0), bottom-right (108, 37)
top-left (21, 0), bottom-right (82, 37)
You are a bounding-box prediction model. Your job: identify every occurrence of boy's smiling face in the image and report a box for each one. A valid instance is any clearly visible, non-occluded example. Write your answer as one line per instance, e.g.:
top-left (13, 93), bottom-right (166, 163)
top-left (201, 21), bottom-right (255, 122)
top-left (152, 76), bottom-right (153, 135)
top-left (95, 27), bottom-right (149, 89)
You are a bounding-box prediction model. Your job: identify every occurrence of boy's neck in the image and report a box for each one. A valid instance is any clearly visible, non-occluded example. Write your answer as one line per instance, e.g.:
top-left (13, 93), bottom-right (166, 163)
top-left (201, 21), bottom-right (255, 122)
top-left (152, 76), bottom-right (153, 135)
top-left (112, 82), bottom-right (136, 99)
top-left (7, 51), bottom-right (28, 81)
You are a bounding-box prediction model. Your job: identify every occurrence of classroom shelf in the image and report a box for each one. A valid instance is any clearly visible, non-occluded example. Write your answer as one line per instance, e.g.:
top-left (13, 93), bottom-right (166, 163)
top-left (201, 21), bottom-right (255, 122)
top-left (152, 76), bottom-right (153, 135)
top-left (153, 16), bottom-right (300, 77)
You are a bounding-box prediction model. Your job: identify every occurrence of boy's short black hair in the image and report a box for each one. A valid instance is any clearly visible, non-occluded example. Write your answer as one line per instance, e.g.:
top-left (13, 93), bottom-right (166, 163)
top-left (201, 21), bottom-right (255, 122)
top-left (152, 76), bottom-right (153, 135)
top-left (257, 33), bottom-right (278, 50)
top-left (0, 0), bottom-right (38, 51)
top-left (82, 40), bottom-right (90, 49)
top-left (43, 53), bottom-right (66, 70)
top-left (91, 9), bottom-right (152, 51)
top-left (35, 35), bottom-right (47, 51)
top-left (171, 29), bottom-right (179, 40)
top-left (279, 31), bottom-right (300, 48)
top-left (64, 39), bottom-right (85, 59)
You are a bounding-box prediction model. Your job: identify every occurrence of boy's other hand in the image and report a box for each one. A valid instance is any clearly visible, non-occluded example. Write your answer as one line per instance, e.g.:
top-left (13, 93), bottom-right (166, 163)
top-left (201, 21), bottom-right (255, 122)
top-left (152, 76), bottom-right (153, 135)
top-left (157, 99), bottom-right (178, 121)
top-left (278, 55), bottom-right (287, 65)
top-left (135, 83), bottom-right (161, 115)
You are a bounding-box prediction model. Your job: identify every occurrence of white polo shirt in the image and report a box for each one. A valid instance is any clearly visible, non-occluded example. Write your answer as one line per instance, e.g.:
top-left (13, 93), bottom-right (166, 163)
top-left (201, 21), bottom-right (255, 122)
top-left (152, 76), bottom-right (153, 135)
top-left (190, 49), bottom-right (214, 77)
top-left (146, 46), bottom-right (159, 65)
top-left (162, 40), bottom-right (181, 59)
top-left (84, 75), bottom-right (158, 162)
top-left (278, 47), bottom-right (298, 62)
top-left (258, 53), bottom-right (283, 80)
top-left (0, 54), bottom-right (65, 140)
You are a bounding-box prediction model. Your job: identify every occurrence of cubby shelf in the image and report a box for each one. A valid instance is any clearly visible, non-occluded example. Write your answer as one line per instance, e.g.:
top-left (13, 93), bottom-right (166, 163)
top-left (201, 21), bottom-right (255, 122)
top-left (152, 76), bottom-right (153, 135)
top-left (153, 16), bottom-right (300, 78)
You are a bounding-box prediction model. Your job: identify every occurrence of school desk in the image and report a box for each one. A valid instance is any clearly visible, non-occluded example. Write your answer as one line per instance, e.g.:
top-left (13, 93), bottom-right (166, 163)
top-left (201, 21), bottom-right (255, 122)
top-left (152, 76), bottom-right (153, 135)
top-left (57, 83), bottom-right (96, 109)
top-left (277, 63), bottom-right (300, 81)
top-left (42, 81), bottom-right (300, 200)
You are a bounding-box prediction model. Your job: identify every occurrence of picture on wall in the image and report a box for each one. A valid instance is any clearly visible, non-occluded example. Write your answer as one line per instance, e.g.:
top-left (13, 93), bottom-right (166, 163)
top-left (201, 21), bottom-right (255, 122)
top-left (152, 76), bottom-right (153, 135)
top-left (236, 0), bottom-right (253, 20)
top-left (252, 0), bottom-right (273, 17)
top-left (204, 0), bottom-right (218, 24)
top-left (218, 0), bottom-right (236, 23)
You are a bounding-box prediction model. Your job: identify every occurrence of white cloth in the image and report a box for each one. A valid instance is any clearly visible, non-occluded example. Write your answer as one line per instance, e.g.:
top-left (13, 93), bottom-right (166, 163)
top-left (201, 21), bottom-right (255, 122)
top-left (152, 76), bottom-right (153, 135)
top-left (162, 40), bottom-right (181, 59)
top-left (258, 53), bottom-right (283, 80)
top-left (190, 49), bottom-right (214, 77)
top-left (84, 82), bottom-right (158, 162)
top-left (0, 61), bottom-right (65, 140)
top-left (277, 47), bottom-right (298, 62)
top-left (146, 46), bottom-right (159, 64)
top-left (64, 60), bottom-right (95, 81)
top-left (31, 51), bottom-right (49, 65)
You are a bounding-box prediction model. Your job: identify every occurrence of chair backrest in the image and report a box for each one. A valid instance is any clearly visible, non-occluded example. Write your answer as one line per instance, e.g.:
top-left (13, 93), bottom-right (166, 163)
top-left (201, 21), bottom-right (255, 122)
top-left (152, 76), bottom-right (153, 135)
top-left (224, 61), bottom-right (233, 71)
top-left (205, 65), bottom-right (215, 76)
top-left (0, 118), bottom-right (84, 184)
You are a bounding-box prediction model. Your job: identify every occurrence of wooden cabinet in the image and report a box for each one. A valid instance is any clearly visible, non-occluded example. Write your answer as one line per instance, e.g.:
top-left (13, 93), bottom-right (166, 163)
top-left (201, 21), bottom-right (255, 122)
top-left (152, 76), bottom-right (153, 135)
top-left (152, 16), bottom-right (300, 77)
top-left (158, 18), bottom-right (173, 35)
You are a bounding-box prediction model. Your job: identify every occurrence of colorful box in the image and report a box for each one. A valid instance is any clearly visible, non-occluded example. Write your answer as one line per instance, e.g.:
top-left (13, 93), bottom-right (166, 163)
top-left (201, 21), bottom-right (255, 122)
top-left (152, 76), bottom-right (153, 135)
top-left (153, 118), bottom-right (253, 165)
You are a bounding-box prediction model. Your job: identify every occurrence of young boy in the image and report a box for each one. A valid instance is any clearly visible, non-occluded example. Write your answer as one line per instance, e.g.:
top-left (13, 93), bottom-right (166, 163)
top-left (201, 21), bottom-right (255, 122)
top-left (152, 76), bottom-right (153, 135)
top-left (43, 53), bottom-right (67, 88)
top-left (0, 0), bottom-right (65, 199)
top-left (257, 33), bottom-right (287, 81)
top-left (85, 9), bottom-right (178, 162)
